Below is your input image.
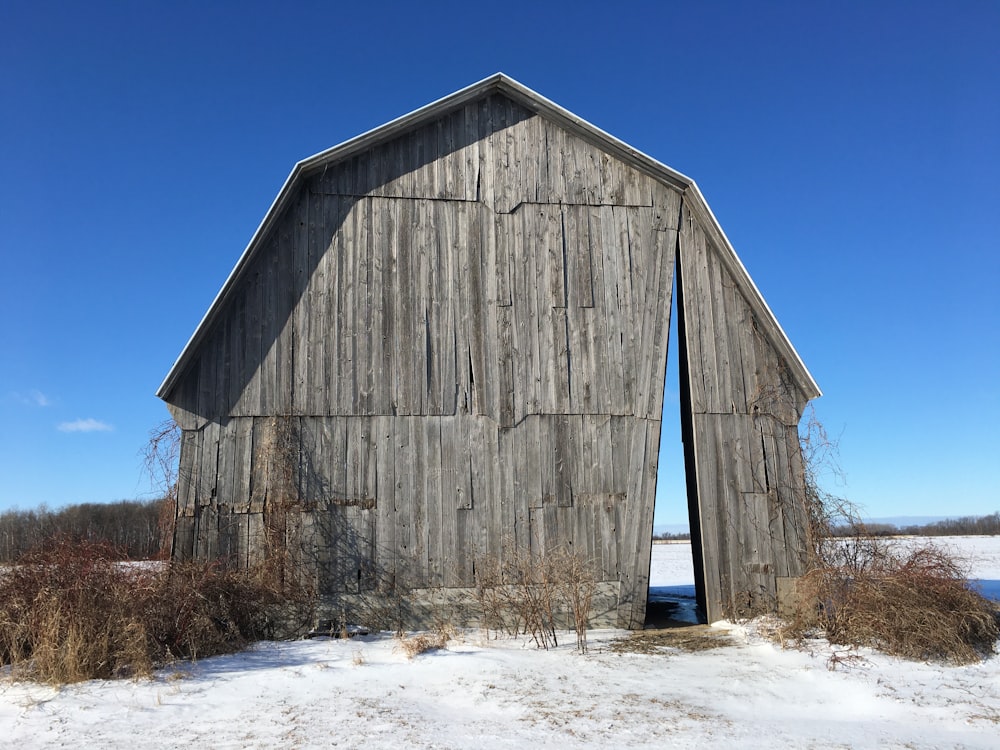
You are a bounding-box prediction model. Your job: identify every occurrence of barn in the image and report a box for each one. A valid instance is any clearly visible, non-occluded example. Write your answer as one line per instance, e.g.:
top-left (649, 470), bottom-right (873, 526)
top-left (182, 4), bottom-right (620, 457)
top-left (157, 74), bottom-right (821, 628)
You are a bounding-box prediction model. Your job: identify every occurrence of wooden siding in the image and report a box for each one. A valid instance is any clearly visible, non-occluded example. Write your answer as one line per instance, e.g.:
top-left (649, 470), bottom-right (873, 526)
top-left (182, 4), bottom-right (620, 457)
top-left (677, 201), bottom-right (811, 622)
top-left (164, 89), bottom-right (815, 629)
top-left (166, 98), bottom-right (677, 429)
top-left (166, 95), bottom-right (679, 628)
top-left (174, 414), bottom-right (658, 599)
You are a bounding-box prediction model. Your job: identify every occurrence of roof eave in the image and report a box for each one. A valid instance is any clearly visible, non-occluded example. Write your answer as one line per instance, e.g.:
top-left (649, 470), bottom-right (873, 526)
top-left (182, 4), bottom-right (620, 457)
top-left (681, 183), bottom-right (822, 400)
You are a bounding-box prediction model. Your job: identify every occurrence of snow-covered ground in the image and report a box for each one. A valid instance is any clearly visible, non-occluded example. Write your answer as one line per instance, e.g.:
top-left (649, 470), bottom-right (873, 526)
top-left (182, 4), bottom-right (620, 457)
top-left (3, 537), bottom-right (999, 749)
top-left (650, 535), bottom-right (1000, 586)
top-left (649, 535), bottom-right (1000, 606)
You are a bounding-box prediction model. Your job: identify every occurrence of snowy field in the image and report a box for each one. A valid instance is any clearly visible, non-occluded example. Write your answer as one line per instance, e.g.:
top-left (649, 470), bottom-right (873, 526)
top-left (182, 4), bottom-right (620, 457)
top-left (650, 535), bottom-right (1000, 607)
top-left (2, 537), bottom-right (999, 749)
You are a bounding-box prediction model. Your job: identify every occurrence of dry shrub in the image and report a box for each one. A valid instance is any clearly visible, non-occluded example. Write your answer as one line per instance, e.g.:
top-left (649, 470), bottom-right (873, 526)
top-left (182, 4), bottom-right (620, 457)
top-left (475, 543), bottom-right (558, 649)
top-left (552, 547), bottom-right (597, 654)
top-left (0, 538), bottom-right (154, 682)
top-left (144, 560), bottom-right (299, 663)
top-left (396, 629), bottom-right (450, 659)
top-left (474, 542), bottom-right (596, 652)
top-left (0, 537), bottom-right (312, 683)
top-left (786, 536), bottom-right (999, 664)
top-left (794, 413), bottom-right (998, 664)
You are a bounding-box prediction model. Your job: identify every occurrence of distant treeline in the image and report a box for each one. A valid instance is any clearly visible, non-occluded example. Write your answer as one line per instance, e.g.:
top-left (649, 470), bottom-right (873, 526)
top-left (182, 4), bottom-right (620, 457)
top-left (2, 502), bottom-right (996, 562)
top-left (830, 512), bottom-right (1000, 538)
top-left (0, 498), bottom-right (171, 562)
top-left (653, 531), bottom-right (691, 541)
top-left (655, 512), bottom-right (1000, 542)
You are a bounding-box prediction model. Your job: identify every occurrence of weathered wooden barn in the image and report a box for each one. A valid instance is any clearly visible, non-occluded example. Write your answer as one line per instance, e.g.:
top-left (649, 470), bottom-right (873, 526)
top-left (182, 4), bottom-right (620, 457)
top-left (157, 74), bottom-right (821, 628)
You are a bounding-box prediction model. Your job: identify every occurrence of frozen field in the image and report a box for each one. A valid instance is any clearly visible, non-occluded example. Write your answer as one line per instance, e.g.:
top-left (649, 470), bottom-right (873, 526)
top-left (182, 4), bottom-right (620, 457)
top-left (2, 536), bottom-right (999, 749)
top-left (650, 534), bottom-right (1000, 587)
top-left (650, 535), bottom-right (1000, 601)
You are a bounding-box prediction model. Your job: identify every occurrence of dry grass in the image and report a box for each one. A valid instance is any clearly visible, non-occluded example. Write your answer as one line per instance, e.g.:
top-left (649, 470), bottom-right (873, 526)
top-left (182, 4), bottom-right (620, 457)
top-left (784, 536), bottom-right (999, 664)
top-left (0, 537), bottom-right (312, 683)
top-left (610, 625), bottom-right (732, 655)
top-left (396, 631), bottom-right (450, 659)
top-left (0, 540), bottom-right (154, 682)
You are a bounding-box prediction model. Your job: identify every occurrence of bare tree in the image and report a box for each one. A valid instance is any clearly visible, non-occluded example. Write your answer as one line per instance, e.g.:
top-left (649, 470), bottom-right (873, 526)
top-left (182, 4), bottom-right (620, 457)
top-left (142, 418), bottom-right (181, 557)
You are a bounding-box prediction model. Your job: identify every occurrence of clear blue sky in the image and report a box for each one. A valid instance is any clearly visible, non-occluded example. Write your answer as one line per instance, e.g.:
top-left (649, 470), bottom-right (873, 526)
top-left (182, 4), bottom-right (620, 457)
top-left (2, 1), bottom-right (997, 527)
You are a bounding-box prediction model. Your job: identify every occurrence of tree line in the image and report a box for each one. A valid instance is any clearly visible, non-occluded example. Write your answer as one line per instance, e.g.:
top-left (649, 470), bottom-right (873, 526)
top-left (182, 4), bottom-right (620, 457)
top-left (0, 498), bottom-right (172, 563)
top-left (652, 531), bottom-right (691, 541)
top-left (828, 512), bottom-right (1000, 538)
top-left (657, 512), bottom-right (1000, 542)
top-left (1, 499), bottom-right (997, 563)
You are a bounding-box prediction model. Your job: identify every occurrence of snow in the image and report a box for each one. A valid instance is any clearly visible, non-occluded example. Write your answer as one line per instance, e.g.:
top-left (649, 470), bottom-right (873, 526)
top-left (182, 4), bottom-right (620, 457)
top-left (3, 537), bottom-right (999, 748)
top-left (914, 535), bottom-right (1000, 580)
top-left (649, 540), bottom-right (696, 586)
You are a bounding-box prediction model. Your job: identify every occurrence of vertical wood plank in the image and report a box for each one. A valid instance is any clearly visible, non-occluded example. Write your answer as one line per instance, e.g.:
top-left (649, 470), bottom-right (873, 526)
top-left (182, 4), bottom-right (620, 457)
top-left (228, 418), bottom-right (249, 513)
top-left (464, 203), bottom-right (487, 416)
top-left (322, 197), bottom-right (342, 415)
top-left (374, 415), bottom-right (395, 587)
top-left (423, 417), bottom-right (443, 586)
top-left (177, 430), bottom-right (200, 518)
top-left (290, 191), bottom-right (310, 414)
top-left (678, 203), bottom-right (710, 414)
top-left (273, 205), bottom-right (295, 416)
top-left (393, 417), bottom-right (415, 586)
top-left (565, 205), bottom-right (595, 308)
top-left (497, 304), bottom-right (516, 428)
top-left (366, 199), bottom-right (384, 415)
top-left (615, 418), bottom-right (648, 626)
top-left (215, 420), bottom-right (236, 520)
top-left (437, 202), bottom-right (458, 416)
top-left (304, 190), bottom-right (325, 415)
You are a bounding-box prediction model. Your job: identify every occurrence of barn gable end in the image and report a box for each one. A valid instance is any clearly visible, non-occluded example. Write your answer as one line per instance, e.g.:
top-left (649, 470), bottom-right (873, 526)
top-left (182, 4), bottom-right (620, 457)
top-left (159, 74), bottom-right (820, 627)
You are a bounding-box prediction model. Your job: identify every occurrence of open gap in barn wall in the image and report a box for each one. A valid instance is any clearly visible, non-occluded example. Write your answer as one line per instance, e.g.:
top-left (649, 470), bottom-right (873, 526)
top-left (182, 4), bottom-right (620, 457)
top-left (652, 277), bottom-right (685, 534)
top-left (675, 246), bottom-right (709, 623)
top-left (647, 255), bottom-right (707, 627)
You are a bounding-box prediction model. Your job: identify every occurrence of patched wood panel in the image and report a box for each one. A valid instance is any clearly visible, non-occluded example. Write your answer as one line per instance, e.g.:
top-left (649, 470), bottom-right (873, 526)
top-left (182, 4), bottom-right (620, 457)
top-left (167, 98), bottom-right (681, 430)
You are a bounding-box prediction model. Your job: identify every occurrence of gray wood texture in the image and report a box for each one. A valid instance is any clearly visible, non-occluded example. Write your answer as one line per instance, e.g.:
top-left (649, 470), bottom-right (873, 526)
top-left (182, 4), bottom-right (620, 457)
top-left (677, 201), bottom-right (811, 622)
top-left (162, 87), bottom-right (816, 629)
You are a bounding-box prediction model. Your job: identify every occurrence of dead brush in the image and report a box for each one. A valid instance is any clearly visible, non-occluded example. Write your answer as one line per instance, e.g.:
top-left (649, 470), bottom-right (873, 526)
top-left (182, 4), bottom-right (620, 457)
top-left (0, 537), bottom-right (158, 682)
top-left (783, 536), bottom-right (999, 664)
top-left (792, 414), bottom-right (998, 664)
top-left (143, 559), bottom-right (287, 662)
top-left (549, 546), bottom-right (598, 654)
top-left (396, 629), bottom-right (451, 659)
top-left (0, 536), bottom-right (313, 683)
top-left (474, 541), bottom-right (597, 652)
top-left (474, 544), bottom-right (559, 649)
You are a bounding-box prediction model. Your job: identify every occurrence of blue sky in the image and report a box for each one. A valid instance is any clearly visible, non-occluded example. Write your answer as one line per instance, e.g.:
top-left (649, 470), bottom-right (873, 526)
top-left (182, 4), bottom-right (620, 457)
top-left (1, 1), bottom-right (997, 526)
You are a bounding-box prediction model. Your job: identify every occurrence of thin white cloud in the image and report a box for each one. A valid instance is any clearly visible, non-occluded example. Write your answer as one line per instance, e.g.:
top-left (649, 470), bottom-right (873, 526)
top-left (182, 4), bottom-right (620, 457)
top-left (29, 390), bottom-right (52, 407)
top-left (58, 418), bottom-right (114, 433)
top-left (11, 389), bottom-right (53, 407)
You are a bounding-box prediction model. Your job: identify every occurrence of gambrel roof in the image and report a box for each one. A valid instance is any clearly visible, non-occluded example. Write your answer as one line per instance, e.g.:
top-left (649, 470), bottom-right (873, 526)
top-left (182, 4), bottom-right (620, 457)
top-left (158, 73), bottom-right (820, 402)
